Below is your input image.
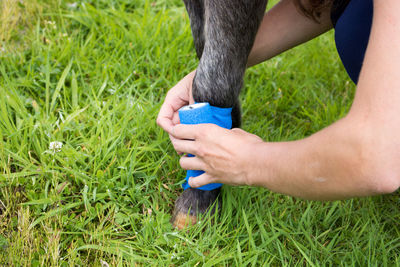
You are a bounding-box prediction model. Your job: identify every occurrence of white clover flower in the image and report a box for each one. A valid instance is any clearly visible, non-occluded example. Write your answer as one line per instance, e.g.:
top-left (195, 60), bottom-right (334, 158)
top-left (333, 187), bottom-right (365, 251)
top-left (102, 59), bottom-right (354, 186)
top-left (49, 141), bottom-right (63, 152)
top-left (67, 2), bottom-right (78, 9)
top-left (100, 259), bottom-right (109, 267)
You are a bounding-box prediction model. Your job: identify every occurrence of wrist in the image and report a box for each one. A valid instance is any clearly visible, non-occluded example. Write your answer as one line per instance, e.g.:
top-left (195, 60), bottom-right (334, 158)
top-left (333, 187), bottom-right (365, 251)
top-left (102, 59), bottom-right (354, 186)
top-left (243, 140), bottom-right (270, 187)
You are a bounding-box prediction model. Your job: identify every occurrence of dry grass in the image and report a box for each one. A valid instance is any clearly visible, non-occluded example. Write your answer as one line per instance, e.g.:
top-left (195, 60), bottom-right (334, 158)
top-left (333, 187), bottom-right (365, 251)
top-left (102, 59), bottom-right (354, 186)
top-left (0, 0), bottom-right (44, 49)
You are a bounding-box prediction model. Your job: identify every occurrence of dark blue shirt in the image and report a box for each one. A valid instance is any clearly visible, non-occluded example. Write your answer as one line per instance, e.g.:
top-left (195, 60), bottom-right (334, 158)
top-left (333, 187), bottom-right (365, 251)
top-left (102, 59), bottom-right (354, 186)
top-left (332, 0), bottom-right (373, 84)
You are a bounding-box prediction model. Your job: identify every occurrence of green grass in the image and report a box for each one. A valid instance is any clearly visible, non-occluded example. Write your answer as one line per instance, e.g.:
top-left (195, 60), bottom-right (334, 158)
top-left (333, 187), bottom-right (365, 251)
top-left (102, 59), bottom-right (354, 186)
top-left (0, 0), bottom-right (399, 265)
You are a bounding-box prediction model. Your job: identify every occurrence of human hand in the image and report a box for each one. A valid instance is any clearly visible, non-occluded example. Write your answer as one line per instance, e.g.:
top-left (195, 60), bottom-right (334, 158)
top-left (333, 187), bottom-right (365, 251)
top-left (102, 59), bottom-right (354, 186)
top-left (170, 123), bottom-right (265, 188)
top-left (156, 70), bottom-right (196, 134)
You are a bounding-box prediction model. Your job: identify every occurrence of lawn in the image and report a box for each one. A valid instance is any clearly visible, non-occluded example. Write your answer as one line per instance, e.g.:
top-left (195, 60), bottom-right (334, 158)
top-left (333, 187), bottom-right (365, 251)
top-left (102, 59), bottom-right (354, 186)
top-left (0, 0), bottom-right (399, 265)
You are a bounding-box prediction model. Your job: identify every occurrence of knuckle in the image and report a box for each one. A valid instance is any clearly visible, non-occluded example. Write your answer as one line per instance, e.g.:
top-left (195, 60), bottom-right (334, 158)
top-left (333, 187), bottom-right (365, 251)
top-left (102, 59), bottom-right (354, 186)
top-left (198, 126), bottom-right (211, 139)
top-left (190, 179), bottom-right (198, 188)
top-left (156, 117), bottom-right (162, 126)
top-left (179, 157), bottom-right (188, 170)
top-left (195, 126), bottom-right (205, 138)
top-left (210, 125), bottom-right (221, 136)
top-left (196, 145), bottom-right (206, 158)
top-left (171, 138), bottom-right (180, 151)
top-left (173, 124), bottom-right (181, 134)
top-left (166, 89), bottom-right (173, 97)
top-left (192, 177), bottom-right (204, 188)
top-left (172, 141), bottom-right (178, 151)
top-left (179, 157), bottom-right (186, 169)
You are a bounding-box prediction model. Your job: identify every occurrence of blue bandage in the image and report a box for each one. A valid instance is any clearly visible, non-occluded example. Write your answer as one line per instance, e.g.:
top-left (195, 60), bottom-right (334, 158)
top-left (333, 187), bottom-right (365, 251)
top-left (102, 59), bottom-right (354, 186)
top-left (178, 103), bottom-right (233, 191)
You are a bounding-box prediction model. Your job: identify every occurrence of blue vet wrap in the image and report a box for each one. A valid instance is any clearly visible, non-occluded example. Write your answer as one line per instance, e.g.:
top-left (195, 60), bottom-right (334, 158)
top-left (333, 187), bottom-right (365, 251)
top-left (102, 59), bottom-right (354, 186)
top-left (178, 103), bottom-right (233, 191)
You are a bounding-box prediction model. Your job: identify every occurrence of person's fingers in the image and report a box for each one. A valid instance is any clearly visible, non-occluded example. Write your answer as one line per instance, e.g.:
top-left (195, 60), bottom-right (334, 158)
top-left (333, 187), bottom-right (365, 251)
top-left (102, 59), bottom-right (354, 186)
top-left (157, 117), bottom-right (174, 134)
top-left (157, 70), bottom-right (197, 133)
top-left (172, 111), bottom-right (180, 125)
top-left (171, 124), bottom-right (199, 140)
top-left (169, 135), bottom-right (184, 155)
top-left (171, 137), bottom-right (197, 155)
top-left (157, 97), bottom-right (185, 133)
top-left (157, 84), bottom-right (191, 133)
top-left (157, 105), bottom-right (176, 134)
top-left (188, 173), bottom-right (216, 188)
top-left (179, 156), bottom-right (206, 171)
top-left (171, 123), bottom-right (218, 140)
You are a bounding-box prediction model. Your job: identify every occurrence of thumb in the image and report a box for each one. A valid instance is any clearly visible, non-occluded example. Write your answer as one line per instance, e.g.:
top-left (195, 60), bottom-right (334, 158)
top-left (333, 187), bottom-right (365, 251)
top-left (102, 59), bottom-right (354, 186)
top-left (188, 173), bottom-right (215, 188)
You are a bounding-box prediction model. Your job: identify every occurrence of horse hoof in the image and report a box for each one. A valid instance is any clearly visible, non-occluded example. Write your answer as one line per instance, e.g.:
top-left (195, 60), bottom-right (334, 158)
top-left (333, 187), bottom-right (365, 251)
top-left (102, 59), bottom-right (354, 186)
top-left (171, 187), bottom-right (221, 229)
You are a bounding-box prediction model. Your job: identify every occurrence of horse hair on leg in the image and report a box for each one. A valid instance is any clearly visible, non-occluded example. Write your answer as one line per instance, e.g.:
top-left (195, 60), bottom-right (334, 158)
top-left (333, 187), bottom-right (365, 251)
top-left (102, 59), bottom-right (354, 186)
top-left (171, 0), bottom-right (268, 229)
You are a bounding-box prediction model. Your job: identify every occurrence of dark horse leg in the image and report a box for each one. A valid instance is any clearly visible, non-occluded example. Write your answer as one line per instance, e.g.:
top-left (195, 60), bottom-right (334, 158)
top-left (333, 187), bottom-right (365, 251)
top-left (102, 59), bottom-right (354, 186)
top-left (171, 0), bottom-right (268, 229)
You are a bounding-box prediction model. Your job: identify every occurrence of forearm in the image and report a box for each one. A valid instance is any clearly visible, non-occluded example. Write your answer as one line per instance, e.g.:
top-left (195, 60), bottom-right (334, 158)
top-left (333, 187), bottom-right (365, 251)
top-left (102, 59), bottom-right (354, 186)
top-left (247, 0), bottom-right (332, 67)
top-left (249, 115), bottom-right (384, 200)
top-left (247, 0), bottom-right (400, 199)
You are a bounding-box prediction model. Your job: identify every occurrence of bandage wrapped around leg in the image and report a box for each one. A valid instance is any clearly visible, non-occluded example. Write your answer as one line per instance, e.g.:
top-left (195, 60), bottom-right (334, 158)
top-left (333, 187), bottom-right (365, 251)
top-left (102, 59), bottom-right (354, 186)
top-left (178, 103), bottom-right (233, 191)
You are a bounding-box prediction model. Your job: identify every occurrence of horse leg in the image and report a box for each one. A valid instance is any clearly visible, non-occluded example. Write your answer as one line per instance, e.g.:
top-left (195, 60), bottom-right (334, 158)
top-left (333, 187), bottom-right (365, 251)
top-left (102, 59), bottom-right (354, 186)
top-left (171, 0), bottom-right (268, 229)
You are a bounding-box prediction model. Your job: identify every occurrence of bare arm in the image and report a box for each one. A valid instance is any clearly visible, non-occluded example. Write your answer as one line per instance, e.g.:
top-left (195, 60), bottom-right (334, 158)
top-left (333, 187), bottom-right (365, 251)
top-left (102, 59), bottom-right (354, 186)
top-left (171, 0), bottom-right (400, 200)
top-left (248, 0), bottom-right (333, 67)
top-left (248, 0), bottom-right (400, 199)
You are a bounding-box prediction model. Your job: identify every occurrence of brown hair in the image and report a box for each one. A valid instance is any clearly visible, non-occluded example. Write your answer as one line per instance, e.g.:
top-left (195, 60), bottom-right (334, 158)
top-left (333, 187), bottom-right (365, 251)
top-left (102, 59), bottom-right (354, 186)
top-left (293, 0), bottom-right (334, 21)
